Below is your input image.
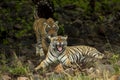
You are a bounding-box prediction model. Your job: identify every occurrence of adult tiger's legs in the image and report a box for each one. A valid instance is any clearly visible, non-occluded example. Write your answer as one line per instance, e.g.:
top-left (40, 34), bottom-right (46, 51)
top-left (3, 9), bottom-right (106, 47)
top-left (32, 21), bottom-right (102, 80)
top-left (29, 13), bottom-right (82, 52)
top-left (35, 61), bottom-right (45, 71)
top-left (36, 37), bottom-right (44, 56)
top-left (36, 43), bottom-right (44, 56)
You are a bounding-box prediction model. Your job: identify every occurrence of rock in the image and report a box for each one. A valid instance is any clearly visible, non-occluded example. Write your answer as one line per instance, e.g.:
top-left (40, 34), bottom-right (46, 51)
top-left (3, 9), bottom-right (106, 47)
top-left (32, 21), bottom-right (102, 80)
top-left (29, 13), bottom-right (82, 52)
top-left (116, 60), bottom-right (120, 67)
top-left (86, 63), bottom-right (115, 79)
top-left (110, 74), bottom-right (120, 80)
top-left (33, 74), bottom-right (41, 80)
top-left (17, 77), bottom-right (29, 80)
top-left (1, 75), bottom-right (11, 80)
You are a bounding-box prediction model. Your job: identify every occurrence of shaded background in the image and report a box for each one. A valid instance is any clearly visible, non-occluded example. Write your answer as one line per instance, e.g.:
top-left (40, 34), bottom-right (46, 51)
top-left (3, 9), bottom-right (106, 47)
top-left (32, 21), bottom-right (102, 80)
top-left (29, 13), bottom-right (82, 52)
top-left (0, 0), bottom-right (120, 46)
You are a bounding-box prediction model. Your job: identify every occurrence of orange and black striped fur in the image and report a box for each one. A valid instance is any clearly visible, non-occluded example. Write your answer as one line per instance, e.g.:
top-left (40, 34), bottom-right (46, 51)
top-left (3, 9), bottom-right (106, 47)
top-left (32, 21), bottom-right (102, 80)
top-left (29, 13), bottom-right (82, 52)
top-left (35, 36), bottom-right (104, 71)
top-left (33, 18), bottom-right (59, 56)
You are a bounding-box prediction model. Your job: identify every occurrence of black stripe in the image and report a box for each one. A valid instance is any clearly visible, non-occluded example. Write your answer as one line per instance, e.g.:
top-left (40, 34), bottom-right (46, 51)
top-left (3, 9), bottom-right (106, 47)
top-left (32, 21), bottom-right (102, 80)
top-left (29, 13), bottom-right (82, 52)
top-left (60, 49), bottom-right (65, 55)
top-left (72, 55), bottom-right (75, 61)
top-left (69, 49), bottom-right (74, 55)
top-left (76, 47), bottom-right (82, 62)
top-left (50, 50), bottom-right (56, 58)
top-left (69, 55), bottom-right (74, 61)
top-left (73, 48), bottom-right (79, 63)
top-left (59, 53), bottom-right (66, 60)
top-left (76, 47), bottom-right (80, 62)
top-left (75, 55), bottom-right (77, 62)
top-left (46, 59), bottom-right (50, 65)
top-left (62, 58), bottom-right (68, 64)
top-left (78, 47), bottom-right (84, 53)
top-left (85, 49), bottom-right (90, 56)
top-left (92, 53), bottom-right (97, 57)
top-left (76, 54), bottom-right (79, 62)
top-left (81, 57), bottom-right (85, 62)
top-left (48, 56), bottom-right (53, 63)
top-left (76, 47), bottom-right (82, 54)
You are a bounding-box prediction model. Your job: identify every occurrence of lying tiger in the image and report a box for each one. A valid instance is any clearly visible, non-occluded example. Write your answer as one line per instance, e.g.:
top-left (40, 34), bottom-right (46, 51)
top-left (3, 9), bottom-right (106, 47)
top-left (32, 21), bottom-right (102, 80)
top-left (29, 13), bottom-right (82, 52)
top-left (35, 36), bottom-right (104, 71)
top-left (33, 18), bottom-right (59, 56)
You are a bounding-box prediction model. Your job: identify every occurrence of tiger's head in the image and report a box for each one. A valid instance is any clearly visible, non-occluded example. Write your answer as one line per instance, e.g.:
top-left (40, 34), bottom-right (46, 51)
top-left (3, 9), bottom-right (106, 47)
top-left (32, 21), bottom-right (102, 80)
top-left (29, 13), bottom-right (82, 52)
top-left (43, 18), bottom-right (59, 39)
top-left (49, 36), bottom-right (68, 54)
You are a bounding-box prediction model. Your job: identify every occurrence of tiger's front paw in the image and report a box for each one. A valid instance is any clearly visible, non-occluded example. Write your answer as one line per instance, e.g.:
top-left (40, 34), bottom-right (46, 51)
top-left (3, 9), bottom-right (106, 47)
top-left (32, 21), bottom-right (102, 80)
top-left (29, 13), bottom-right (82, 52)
top-left (34, 66), bottom-right (40, 72)
top-left (34, 66), bottom-right (46, 73)
top-left (34, 65), bottom-right (43, 71)
top-left (34, 61), bottom-right (46, 71)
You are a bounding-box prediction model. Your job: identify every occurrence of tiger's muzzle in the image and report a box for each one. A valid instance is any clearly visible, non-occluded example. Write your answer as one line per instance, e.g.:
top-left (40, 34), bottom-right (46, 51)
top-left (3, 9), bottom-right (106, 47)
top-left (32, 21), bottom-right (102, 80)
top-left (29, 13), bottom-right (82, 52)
top-left (56, 42), bottom-right (65, 53)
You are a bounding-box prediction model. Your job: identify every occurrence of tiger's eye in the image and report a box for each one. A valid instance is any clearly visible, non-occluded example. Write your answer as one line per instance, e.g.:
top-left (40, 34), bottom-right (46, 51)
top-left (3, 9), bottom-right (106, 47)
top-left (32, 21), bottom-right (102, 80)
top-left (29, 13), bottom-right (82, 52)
top-left (45, 27), bottom-right (50, 33)
top-left (53, 26), bottom-right (58, 31)
top-left (57, 42), bottom-right (60, 45)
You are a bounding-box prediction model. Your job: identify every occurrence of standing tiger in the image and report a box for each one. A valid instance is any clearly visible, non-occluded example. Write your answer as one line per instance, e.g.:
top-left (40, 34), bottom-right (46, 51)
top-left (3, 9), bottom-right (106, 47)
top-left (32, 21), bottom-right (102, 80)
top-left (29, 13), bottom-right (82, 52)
top-left (33, 18), bottom-right (59, 56)
top-left (35, 36), bottom-right (104, 71)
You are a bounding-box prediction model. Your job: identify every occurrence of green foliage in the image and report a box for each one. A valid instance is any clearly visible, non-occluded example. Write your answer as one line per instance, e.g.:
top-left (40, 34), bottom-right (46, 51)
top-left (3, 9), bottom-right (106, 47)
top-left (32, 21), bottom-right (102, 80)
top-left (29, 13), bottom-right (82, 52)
top-left (0, 0), bottom-right (34, 43)
top-left (95, 0), bottom-right (120, 14)
top-left (8, 66), bottom-right (28, 76)
top-left (53, 0), bottom-right (88, 8)
top-left (53, 0), bottom-right (120, 14)
top-left (0, 52), bottom-right (28, 76)
top-left (15, 29), bottom-right (27, 38)
top-left (109, 54), bottom-right (120, 74)
top-left (113, 64), bottom-right (120, 74)
top-left (58, 24), bottom-right (65, 35)
top-left (53, 0), bottom-right (89, 11)
top-left (3, 39), bottom-right (9, 45)
top-left (0, 53), bottom-right (9, 73)
top-left (110, 54), bottom-right (119, 63)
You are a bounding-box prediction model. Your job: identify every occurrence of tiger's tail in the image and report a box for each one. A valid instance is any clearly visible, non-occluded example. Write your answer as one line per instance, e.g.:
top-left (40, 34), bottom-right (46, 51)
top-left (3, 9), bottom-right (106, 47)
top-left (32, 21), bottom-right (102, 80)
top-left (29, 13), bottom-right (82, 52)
top-left (33, 7), bottom-right (39, 20)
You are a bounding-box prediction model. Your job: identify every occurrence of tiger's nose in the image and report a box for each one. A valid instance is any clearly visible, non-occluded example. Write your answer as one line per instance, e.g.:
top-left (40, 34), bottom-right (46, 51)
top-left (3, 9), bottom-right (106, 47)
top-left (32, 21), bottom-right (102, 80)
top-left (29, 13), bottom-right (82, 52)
top-left (51, 34), bottom-right (57, 37)
top-left (51, 34), bottom-right (54, 37)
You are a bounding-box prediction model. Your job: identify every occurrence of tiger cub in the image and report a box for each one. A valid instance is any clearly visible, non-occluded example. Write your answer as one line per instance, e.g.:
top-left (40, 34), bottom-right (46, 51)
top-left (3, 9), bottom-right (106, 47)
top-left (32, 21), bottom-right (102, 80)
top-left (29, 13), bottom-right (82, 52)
top-left (35, 36), bottom-right (104, 71)
top-left (33, 18), bottom-right (59, 56)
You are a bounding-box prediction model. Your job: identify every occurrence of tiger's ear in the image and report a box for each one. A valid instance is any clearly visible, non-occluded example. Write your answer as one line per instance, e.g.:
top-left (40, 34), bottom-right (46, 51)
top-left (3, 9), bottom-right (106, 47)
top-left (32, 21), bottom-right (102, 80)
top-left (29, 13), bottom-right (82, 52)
top-left (43, 22), bottom-right (47, 28)
top-left (48, 36), bottom-right (51, 40)
top-left (55, 21), bottom-right (58, 24)
top-left (43, 22), bottom-right (47, 26)
top-left (54, 21), bottom-right (59, 29)
top-left (48, 36), bottom-right (55, 41)
top-left (49, 36), bottom-right (54, 42)
top-left (64, 35), bottom-right (68, 40)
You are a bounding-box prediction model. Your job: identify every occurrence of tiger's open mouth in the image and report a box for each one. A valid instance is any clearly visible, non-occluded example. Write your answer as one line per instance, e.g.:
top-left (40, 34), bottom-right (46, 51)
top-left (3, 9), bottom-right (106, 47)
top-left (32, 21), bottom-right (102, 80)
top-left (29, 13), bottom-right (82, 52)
top-left (56, 45), bottom-right (63, 52)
